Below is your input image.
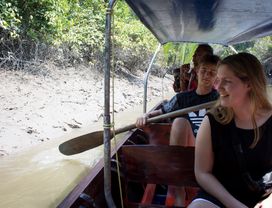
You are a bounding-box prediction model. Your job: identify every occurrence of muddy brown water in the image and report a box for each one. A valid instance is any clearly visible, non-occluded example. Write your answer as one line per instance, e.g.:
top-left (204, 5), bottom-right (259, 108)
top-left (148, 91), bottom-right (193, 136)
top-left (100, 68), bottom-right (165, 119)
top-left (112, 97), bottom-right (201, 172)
top-left (0, 93), bottom-right (174, 208)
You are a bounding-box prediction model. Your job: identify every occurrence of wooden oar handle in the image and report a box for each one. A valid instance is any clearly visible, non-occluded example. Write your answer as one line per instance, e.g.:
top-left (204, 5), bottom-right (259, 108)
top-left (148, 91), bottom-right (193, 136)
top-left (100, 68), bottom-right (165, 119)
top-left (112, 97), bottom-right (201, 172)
top-left (58, 101), bottom-right (217, 155)
top-left (115, 100), bottom-right (216, 135)
top-left (148, 101), bottom-right (216, 123)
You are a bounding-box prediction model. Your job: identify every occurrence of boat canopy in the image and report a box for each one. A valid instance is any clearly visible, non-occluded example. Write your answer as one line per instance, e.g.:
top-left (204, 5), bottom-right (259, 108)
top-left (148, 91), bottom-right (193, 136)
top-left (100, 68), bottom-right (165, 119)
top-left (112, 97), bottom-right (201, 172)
top-left (124, 0), bottom-right (272, 45)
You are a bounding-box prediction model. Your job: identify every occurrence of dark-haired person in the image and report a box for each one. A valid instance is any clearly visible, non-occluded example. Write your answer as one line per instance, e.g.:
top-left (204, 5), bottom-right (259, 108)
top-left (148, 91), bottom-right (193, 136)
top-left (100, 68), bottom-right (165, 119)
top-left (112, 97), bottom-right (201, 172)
top-left (136, 54), bottom-right (220, 207)
top-left (179, 44), bottom-right (214, 92)
top-left (189, 53), bottom-right (272, 208)
top-left (173, 67), bottom-right (181, 93)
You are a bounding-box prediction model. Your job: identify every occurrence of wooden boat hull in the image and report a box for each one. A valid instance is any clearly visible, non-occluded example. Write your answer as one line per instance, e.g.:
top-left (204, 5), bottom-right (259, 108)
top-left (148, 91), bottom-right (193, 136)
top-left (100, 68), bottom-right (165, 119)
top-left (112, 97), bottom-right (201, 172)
top-left (57, 100), bottom-right (199, 207)
top-left (58, 124), bottom-right (198, 207)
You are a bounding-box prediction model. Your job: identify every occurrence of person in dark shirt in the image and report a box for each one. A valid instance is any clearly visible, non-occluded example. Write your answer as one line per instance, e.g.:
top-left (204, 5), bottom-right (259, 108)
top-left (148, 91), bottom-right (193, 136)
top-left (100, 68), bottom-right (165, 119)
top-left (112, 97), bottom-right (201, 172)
top-left (136, 54), bottom-right (220, 206)
top-left (136, 54), bottom-right (219, 142)
top-left (189, 53), bottom-right (272, 208)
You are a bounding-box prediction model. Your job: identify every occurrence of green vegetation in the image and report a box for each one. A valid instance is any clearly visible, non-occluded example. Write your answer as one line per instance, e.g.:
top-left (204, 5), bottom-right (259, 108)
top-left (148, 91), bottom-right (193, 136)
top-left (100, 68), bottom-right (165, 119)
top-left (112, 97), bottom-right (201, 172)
top-left (214, 36), bottom-right (272, 61)
top-left (163, 43), bottom-right (198, 66)
top-left (0, 0), bottom-right (271, 75)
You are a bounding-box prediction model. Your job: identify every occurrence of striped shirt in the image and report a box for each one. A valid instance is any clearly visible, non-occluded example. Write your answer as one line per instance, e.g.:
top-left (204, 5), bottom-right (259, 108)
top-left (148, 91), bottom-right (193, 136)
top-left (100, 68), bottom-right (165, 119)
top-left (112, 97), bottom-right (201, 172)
top-left (161, 89), bottom-right (218, 136)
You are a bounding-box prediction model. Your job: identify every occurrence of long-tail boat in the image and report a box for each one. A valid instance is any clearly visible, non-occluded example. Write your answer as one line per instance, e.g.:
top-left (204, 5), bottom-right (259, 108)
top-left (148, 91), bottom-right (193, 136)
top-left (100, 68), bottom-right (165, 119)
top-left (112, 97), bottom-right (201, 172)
top-left (1, 1), bottom-right (271, 208)
top-left (57, 1), bottom-right (272, 207)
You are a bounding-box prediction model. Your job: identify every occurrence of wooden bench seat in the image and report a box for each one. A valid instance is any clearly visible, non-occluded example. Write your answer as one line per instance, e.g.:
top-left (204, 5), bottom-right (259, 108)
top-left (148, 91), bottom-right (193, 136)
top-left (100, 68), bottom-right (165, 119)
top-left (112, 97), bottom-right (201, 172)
top-left (121, 145), bottom-right (198, 207)
top-left (142, 123), bottom-right (172, 145)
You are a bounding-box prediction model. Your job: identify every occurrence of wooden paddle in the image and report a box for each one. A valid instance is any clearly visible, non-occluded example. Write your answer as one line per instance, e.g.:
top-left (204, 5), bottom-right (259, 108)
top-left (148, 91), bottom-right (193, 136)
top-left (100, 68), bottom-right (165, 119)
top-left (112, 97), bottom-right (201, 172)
top-left (58, 101), bottom-right (216, 155)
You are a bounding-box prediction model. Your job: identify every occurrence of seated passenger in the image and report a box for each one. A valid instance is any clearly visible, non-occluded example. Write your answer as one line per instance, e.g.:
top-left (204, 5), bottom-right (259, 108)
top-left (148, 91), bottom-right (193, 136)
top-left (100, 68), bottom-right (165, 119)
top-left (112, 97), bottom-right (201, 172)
top-left (189, 53), bottom-right (272, 208)
top-left (173, 67), bottom-right (181, 93)
top-left (136, 53), bottom-right (220, 206)
top-left (136, 54), bottom-right (219, 138)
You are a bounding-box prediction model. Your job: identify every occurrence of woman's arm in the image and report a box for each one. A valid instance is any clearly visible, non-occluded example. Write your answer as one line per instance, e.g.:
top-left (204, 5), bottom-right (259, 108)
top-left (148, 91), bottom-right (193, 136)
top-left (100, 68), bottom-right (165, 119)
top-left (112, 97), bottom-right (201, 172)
top-left (195, 116), bottom-right (248, 208)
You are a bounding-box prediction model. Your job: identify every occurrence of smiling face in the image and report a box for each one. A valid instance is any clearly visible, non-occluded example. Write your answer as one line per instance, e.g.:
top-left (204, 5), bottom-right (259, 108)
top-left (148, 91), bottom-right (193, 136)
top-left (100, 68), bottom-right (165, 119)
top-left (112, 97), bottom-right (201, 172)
top-left (215, 64), bottom-right (251, 109)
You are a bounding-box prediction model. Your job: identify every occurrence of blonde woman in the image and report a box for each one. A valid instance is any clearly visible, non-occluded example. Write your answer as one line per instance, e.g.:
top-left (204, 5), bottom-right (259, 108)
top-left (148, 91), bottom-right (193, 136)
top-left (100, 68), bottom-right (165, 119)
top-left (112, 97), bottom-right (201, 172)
top-left (189, 53), bottom-right (272, 208)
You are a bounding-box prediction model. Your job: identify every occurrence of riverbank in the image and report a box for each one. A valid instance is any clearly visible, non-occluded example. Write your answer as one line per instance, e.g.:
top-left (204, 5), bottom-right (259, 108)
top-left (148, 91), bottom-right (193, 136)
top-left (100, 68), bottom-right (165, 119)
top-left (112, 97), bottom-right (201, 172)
top-left (0, 65), bottom-right (173, 157)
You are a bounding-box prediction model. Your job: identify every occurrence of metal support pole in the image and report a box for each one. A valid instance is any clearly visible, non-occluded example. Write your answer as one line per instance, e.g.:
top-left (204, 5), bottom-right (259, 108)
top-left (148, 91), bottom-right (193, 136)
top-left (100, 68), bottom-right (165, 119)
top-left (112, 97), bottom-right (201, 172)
top-left (161, 68), bottom-right (173, 100)
top-left (143, 43), bottom-right (161, 113)
top-left (228, 45), bottom-right (238, 54)
top-left (104, 0), bottom-right (117, 207)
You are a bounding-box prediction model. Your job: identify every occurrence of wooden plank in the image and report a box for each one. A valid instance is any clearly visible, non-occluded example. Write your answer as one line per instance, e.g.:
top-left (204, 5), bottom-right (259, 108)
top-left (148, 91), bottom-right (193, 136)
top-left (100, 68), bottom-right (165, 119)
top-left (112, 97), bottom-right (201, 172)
top-left (121, 145), bottom-right (197, 187)
top-left (143, 123), bottom-right (171, 145)
top-left (141, 184), bottom-right (156, 204)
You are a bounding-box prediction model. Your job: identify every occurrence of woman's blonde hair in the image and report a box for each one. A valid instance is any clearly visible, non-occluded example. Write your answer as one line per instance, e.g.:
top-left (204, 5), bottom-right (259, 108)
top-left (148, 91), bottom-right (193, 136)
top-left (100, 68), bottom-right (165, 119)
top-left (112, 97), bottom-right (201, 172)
top-left (211, 52), bottom-right (272, 148)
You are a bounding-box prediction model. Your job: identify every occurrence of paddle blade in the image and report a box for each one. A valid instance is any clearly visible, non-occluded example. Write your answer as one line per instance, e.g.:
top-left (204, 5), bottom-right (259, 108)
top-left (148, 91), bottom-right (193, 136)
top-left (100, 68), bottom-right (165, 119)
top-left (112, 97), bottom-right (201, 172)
top-left (59, 131), bottom-right (104, 155)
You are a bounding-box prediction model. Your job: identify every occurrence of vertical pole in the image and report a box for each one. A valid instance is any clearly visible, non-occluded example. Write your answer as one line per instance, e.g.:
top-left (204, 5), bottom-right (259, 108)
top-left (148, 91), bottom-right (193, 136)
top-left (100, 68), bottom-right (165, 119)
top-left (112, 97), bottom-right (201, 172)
top-left (228, 45), bottom-right (238, 54)
top-left (104, 0), bottom-right (117, 207)
top-left (161, 68), bottom-right (173, 100)
top-left (143, 43), bottom-right (161, 113)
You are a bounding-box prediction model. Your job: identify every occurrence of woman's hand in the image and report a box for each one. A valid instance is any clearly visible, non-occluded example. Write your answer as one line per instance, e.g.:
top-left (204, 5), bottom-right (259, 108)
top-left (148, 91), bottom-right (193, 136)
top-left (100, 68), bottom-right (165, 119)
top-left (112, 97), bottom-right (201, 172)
top-left (254, 194), bottom-right (272, 208)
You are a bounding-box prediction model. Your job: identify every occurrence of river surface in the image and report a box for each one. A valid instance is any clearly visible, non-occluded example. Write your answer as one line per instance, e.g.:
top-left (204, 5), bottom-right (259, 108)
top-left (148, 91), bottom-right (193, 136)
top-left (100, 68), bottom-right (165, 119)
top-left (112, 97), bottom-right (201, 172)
top-left (0, 93), bottom-right (174, 208)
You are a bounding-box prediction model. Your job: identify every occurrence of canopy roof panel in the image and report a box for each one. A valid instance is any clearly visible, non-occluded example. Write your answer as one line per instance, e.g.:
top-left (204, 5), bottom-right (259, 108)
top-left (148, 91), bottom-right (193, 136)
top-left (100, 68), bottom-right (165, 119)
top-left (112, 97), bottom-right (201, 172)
top-left (124, 0), bottom-right (272, 45)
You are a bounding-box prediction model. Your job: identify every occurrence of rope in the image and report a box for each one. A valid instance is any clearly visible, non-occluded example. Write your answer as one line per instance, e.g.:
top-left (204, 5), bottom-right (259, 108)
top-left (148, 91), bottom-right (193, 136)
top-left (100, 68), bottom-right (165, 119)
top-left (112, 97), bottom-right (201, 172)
top-left (111, 7), bottom-right (124, 208)
top-left (103, 123), bottom-right (114, 129)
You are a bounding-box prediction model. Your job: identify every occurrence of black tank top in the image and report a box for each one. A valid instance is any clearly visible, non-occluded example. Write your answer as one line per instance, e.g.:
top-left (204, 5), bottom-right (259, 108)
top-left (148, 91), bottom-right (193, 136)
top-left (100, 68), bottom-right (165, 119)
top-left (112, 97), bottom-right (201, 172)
top-left (207, 113), bottom-right (272, 207)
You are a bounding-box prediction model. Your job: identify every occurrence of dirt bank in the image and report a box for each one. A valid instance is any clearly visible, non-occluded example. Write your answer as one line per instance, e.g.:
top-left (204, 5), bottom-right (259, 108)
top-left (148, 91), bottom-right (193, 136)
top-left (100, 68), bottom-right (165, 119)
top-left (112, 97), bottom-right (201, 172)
top-left (0, 65), bottom-right (173, 157)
